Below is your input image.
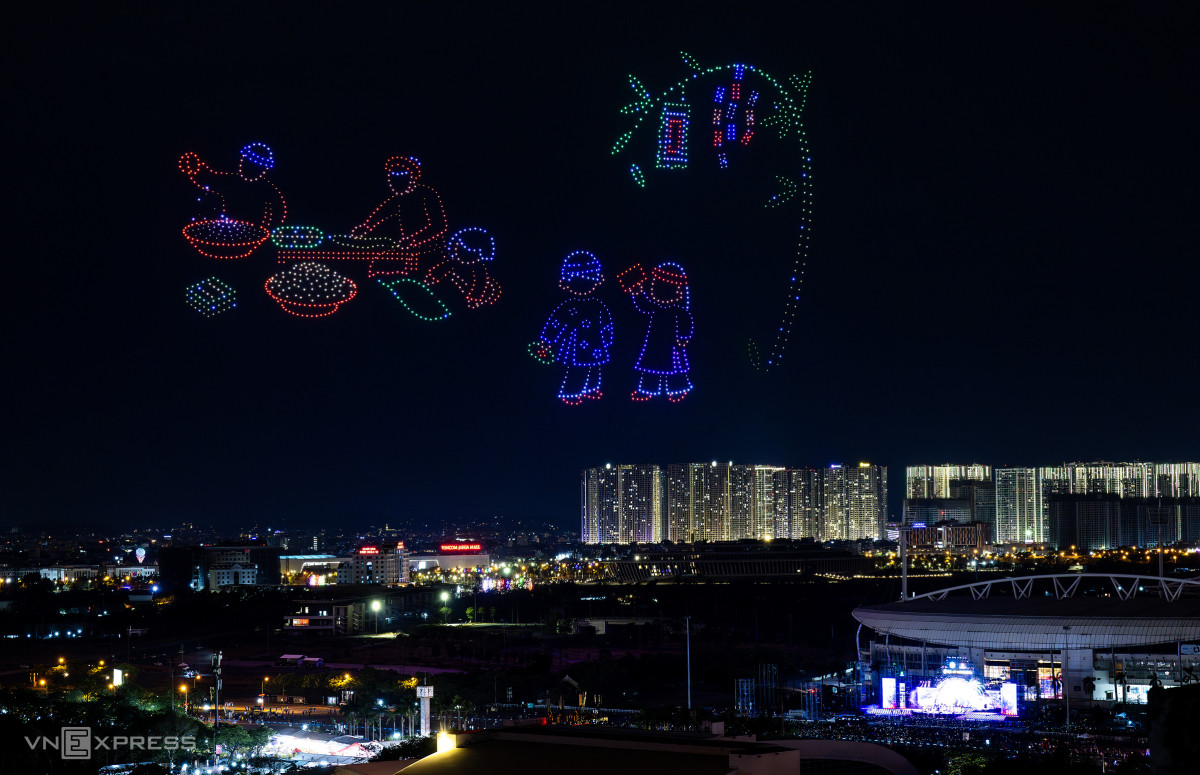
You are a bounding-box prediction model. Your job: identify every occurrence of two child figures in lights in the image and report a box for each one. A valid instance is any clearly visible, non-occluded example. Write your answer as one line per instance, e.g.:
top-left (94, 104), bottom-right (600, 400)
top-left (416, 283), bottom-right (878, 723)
top-left (531, 252), bottom-right (693, 406)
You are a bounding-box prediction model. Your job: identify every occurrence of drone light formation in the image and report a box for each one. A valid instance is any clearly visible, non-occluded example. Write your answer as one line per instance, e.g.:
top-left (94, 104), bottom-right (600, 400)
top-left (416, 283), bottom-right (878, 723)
top-left (185, 277), bottom-right (237, 318)
top-left (622, 261), bottom-right (693, 402)
top-left (265, 262), bottom-right (358, 318)
top-left (178, 144), bottom-right (288, 261)
top-left (378, 278), bottom-right (452, 322)
top-left (533, 251), bottom-right (614, 405)
top-left (182, 218), bottom-right (270, 260)
top-left (611, 53), bottom-right (814, 372)
top-left (424, 227), bottom-right (502, 310)
top-left (182, 146), bottom-right (499, 322)
top-left (271, 225), bottom-right (326, 249)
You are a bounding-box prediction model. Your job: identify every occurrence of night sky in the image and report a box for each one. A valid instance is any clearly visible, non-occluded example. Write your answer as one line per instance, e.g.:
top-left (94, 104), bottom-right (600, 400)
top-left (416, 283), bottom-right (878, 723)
top-left (8, 4), bottom-right (1198, 532)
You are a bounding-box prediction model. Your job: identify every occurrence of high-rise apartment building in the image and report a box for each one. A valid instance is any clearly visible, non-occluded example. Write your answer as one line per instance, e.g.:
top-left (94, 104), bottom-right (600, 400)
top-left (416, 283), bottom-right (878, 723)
top-left (347, 542), bottom-right (409, 585)
top-left (1039, 462), bottom-right (1200, 500)
top-left (747, 465), bottom-right (788, 540)
top-left (822, 463), bottom-right (888, 541)
top-left (581, 466), bottom-right (615, 544)
top-left (728, 465), bottom-right (754, 540)
top-left (905, 464), bottom-right (992, 499)
top-left (789, 468), bottom-right (822, 539)
top-left (1155, 463), bottom-right (1200, 497)
top-left (580, 464), bottom-right (663, 544)
top-left (665, 464), bottom-right (692, 542)
top-left (904, 464), bottom-right (994, 527)
top-left (616, 464), bottom-right (663, 543)
top-left (995, 467), bottom-right (1044, 543)
top-left (664, 462), bottom-right (731, 542)
top-left (586, 460), bottom-right (888, 545)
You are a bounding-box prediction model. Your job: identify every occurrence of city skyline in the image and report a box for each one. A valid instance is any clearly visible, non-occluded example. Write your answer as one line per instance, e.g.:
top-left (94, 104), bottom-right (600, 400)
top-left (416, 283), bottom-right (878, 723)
top-left (7, 4), bottom-right (1197, 534)
top-left (580, 458), bottom-right (1199, 547)
top-left (582, 460), bottom-right (889, 543)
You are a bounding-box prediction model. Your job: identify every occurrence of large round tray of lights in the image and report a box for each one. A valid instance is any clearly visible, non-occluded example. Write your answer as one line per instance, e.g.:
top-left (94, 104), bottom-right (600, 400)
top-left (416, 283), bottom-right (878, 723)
top-left (182, 217), bottom-right (270, 259)
top-left (264, 262), bottom-right (357, 318)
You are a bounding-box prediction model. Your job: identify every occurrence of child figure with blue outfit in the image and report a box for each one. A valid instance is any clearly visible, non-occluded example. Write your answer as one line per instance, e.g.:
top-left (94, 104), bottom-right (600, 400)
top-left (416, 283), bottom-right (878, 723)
top-left (534, 252), bottom-right (614, 406)
top-left (620, 261), bottom-right (693, 402)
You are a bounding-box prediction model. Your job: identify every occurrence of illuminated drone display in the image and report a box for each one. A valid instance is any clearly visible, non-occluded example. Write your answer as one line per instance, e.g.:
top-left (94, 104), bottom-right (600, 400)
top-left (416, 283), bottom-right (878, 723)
top-left (531, 251), bottom-right (614, 405)
top-left (180, 146), bottom-right (499, 322)
top-left (185, 277), bottom-right (237, 318)
top-left (619, 261), bottom-right (693, 402)
top-left (178, 143), bottom-right (288, 260)
top-left (265, 262), bottom-right (357, 318)
top-left (611, 52), bottom-right (814, 372)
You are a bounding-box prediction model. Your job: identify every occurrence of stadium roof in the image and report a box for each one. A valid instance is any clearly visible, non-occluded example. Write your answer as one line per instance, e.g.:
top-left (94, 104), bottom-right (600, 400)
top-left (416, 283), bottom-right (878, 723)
top-left (853, 575), bottom-right (1200, 650)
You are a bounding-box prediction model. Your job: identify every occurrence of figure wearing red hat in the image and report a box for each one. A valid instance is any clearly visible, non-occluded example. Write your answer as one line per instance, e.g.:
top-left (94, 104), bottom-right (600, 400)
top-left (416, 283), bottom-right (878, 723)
top-left (349, 156), bottom-right (448, 277)
top-left (619, 261), bottom-right (693, 402)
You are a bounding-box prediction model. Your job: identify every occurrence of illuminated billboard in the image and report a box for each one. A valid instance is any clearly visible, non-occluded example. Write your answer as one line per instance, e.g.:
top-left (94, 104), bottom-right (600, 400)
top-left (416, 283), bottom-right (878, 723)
top-left (869, 659), bottom-right (1020, 719)
top-left (358, 546), bottom-right (380, 555)
top-left (439, 542), bottom-right (483, 553)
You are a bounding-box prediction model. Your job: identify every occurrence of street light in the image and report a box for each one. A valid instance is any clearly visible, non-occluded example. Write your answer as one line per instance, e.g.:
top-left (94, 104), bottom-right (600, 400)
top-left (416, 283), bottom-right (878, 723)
top-left (372, 600), bottom-right (382, 633)
top-left (180, 684), bottom-right (188, 713)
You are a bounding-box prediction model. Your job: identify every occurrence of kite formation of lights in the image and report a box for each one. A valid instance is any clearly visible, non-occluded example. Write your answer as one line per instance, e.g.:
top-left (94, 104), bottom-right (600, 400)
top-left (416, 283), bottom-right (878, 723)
top-left (265, 262), bottom-right (357, 318)
top-left (611, 52), bottom-right (814, 372)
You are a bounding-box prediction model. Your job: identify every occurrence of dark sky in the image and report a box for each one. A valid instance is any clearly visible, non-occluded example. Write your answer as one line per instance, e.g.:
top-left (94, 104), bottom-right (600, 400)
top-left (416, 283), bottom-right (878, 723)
top-left (7, 3), bottom-right (1198, 532)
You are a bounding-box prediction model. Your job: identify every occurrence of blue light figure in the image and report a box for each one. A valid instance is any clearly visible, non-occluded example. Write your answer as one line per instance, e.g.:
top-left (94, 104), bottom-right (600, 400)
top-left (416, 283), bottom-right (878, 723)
top-left (620, 261), bottom-right (693, 402)
top-left (534, 252), bottom-right (614, 406)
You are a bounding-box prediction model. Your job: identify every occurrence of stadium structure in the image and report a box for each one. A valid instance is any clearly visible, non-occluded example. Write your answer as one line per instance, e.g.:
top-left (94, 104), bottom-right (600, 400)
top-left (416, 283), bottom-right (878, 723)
top-left (851, 574), bottom-right (1200, 715)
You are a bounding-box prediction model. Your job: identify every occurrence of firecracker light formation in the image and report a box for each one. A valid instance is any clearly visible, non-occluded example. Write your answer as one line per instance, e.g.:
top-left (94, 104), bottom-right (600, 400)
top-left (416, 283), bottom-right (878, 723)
top-left (611, 52), bottom-right (814, 373)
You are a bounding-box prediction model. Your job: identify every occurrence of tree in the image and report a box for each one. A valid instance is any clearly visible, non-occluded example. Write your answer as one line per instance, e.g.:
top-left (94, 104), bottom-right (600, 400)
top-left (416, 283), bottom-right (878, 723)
top-left (246, 726), bottom-right (271, 754)
top-left (210, 722), bottom-right (251, 756)
top-left (1115, 670), bottom-right (1129, 705)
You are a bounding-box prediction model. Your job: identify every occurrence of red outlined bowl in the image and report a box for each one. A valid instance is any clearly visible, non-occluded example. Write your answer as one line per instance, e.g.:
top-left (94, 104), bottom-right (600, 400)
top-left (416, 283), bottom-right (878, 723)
top-left (265, 263), bottom-right (358, 318)
top-left (183, 219), bottom-right (270, 259)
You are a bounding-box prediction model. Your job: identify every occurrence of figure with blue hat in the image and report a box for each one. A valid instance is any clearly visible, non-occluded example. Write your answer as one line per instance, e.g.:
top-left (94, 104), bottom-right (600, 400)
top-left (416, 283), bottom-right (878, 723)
top-left (178, 142), bottom-right (287, 230)
top-left (531, 251), bottom-right (614, 405)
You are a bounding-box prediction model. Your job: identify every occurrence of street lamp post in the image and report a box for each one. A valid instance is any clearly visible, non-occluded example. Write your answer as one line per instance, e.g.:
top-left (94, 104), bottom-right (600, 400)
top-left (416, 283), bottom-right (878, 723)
top-left (1063, 625), bottom-right (1072, 729)
top-left (685, 615), bottom-right (692, 713)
